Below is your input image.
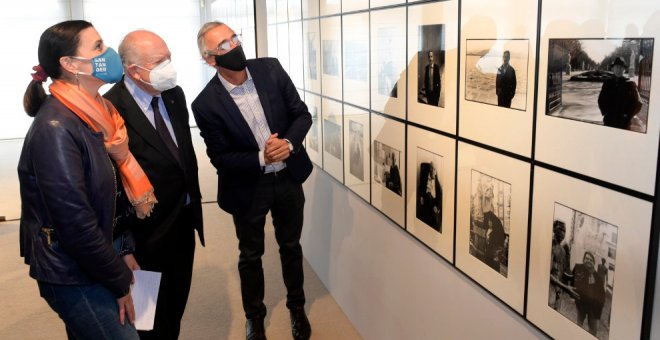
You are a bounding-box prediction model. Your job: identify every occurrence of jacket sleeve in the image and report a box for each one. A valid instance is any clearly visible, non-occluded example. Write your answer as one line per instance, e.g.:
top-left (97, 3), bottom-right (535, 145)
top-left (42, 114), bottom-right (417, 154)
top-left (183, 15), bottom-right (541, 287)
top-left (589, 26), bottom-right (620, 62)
top-left (30, 120), bottom-right (132, 297)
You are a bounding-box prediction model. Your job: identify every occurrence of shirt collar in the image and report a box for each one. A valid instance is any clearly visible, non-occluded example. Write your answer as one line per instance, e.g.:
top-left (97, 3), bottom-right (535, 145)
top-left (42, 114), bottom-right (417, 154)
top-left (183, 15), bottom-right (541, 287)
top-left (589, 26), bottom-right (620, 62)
top-left (217, 69), bottom-right (253, 93)
top-left (124, 76), bottom-right (158, 113)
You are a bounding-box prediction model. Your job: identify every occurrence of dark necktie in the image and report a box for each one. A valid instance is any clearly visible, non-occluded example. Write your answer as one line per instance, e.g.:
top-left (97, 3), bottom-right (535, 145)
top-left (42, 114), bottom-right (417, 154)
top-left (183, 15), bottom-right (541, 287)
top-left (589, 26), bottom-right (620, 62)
top-left (151, 96), bottom-right (181, 165)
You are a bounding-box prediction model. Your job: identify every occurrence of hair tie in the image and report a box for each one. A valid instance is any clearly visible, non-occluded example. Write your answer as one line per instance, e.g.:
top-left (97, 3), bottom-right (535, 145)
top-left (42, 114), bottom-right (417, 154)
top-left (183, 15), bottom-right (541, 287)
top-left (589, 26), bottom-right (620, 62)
top-left (31, 65), bottom-right (48, 83)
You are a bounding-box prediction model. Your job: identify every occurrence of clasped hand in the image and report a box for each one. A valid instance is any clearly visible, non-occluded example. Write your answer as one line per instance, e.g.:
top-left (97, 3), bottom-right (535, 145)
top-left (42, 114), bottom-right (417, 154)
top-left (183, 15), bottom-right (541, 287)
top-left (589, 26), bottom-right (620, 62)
top-left (264, 133), bottom-right (290, 164)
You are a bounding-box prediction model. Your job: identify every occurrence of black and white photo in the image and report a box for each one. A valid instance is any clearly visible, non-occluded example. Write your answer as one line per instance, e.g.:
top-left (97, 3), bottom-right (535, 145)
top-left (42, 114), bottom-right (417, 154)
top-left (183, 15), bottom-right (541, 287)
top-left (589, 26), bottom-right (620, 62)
top-left (415, 147), bottom-right (443, 232)
top-left (465, 39), bottom-right (529, 111)
top-left (307, 31), bottom-right (318, 80)
top-left (349, 120), bottom-right (364, 180)
top-left (469, 170), bottom-right (511, 277)
top-left (308, 106), bottom-right (319, 152)
top-left (546, 38), bottom-right (653, 133)
top-left (323, 39), bottom-right (339, 76)
top-left (373, 140), bottom-right (402, 196)
top-left (548, 203), bottom-right (617, 340)
top-left (376, 26), bottom-right (399, 98)
top-left (323, 118), bottom-right (342, 160)
top-left (417, 24), bottom-right (445, 107)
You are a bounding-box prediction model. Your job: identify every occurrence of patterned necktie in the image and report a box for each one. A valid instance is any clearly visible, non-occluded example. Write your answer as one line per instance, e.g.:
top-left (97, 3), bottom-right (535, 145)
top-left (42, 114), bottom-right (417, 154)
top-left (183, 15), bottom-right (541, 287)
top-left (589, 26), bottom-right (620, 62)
top-left (151, 96), bottom-right (181, 165)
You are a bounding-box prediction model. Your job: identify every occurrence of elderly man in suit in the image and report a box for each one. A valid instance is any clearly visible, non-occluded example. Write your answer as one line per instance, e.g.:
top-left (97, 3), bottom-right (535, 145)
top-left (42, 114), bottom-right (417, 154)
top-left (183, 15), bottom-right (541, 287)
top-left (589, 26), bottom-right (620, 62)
top-left (192, 22), bottom-right (313, 340)
top-left (424, 51), bottom-right (441, 106)
top-left (104, 30), bottom-right (205, 340)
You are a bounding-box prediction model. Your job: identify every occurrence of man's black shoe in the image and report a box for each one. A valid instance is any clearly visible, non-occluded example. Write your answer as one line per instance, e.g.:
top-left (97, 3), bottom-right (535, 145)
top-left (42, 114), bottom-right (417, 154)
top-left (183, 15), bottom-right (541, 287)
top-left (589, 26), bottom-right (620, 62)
top-left (289, 306), bottom-right (311, 340)
top-left (246, 317), bottom-right (266, 340)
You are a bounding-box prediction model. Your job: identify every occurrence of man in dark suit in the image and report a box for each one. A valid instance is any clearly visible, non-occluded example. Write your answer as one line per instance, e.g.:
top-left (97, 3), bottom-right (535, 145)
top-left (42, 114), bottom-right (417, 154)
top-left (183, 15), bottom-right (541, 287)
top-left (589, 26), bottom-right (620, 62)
top-left (104, 30), bottom-right (205, 340)
top-left (192, 22), bottom-right (313, 340)
top-left (496, 50), bottom-right (516, 108)
top-left (424, 51), bottom-right (441, 106)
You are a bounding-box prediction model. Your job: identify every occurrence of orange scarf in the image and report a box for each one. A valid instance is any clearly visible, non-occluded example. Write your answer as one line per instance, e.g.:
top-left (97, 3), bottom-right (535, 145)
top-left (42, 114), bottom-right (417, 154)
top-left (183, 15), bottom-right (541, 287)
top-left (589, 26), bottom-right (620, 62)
top-left (50, 80), bottom-right (155, 210)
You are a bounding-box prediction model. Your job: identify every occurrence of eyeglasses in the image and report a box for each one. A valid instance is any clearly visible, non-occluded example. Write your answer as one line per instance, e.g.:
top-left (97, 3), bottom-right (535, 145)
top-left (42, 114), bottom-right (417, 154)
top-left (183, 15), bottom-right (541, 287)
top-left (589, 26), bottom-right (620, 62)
top-left (208, 34), bottom-right (242, 55)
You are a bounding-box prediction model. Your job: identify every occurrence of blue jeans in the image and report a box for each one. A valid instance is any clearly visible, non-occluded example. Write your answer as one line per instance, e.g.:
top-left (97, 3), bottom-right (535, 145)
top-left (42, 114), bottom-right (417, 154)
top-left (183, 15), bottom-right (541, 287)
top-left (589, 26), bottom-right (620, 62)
top-left (38, 281), bottom-right (139, 340)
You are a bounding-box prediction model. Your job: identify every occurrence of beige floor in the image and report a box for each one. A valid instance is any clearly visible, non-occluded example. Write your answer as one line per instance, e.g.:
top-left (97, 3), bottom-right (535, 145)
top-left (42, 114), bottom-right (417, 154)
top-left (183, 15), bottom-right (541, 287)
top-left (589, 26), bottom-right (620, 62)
top-left (0, 203), bottom-right (361, 340)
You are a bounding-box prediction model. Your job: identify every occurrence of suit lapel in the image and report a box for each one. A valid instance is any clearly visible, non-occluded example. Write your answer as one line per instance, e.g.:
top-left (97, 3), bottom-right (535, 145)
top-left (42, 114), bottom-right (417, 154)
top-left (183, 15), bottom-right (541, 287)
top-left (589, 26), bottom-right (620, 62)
top-left (247, 61), bottom-right (274, 131)
top-left (113, 81), bottom-right (181, 166)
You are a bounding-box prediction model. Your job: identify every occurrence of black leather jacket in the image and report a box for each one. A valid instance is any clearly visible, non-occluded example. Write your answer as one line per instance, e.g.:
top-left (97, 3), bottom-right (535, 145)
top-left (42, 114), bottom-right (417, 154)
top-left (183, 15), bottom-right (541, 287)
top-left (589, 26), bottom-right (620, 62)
top-left (18, 97), bottom-right (132, 297)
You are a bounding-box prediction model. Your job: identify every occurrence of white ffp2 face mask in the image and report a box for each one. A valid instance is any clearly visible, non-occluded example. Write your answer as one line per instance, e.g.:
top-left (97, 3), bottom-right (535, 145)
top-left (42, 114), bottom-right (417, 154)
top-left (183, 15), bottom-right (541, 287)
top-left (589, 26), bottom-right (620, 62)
top-left (137, 59), bottom-right (177, 92)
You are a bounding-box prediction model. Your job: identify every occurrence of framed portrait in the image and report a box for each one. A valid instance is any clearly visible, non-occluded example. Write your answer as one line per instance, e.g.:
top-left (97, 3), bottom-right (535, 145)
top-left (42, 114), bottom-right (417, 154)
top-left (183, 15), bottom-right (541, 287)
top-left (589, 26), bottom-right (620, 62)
top-left (277, 22), bottom-right (290, 74)
top-left (535, 0), bottom-right (659, 195)
top-left (303, 19), bottom-right (321, 93)
top-left (342, 0), bottom-right (368, 13)
top-left (371, 7), bottom-right (407, 119)
top-left (304, 92), bottom-right (323, 167)
top-left (321, 16), bottom-right (343, 101)
top-left (371, 114), bottom-right (406, 227)
top-left (289, 20), bottom-right (304, 89)
top-left (288, 0), bottom-right (302, 21)
top-left (407, 1), bottom-right (458, 134)
top-left (322, 98), bottom-right (344, 182)
top-left (458, 0), bottom-right (539, 157)
top-left (301, 0), bottom-right (319, 18)
top-left (342, 12), bottom-right (370, 109)
top-left (527, 166), bottom-right (653, 340)
top-left (344, 105), bottom-right (370, 201)
top-left (320, 0), bottom-right (341, 16)
top-left (406, 125), bottom-right (456, 261)
top-left (455, 142), bottom-right (531, 313)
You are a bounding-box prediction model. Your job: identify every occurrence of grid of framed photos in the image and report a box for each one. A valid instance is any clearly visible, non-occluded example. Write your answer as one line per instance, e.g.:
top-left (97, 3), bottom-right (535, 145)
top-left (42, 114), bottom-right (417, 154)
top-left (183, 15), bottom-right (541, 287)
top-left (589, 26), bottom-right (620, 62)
top-left (268, 0), bottom-right (660, 338)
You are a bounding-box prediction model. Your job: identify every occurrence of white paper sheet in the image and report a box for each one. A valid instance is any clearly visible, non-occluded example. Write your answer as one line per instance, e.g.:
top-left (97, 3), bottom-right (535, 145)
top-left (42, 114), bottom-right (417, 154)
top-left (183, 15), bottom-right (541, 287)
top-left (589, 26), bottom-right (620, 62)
top-left (131, 270), bottom-right (161, 331)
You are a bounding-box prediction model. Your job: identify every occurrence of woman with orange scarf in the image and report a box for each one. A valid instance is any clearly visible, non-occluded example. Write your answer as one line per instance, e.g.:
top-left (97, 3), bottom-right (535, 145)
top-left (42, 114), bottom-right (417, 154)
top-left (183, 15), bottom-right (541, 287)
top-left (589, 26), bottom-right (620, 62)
top-left (19, 20), bottom-right (155, 339)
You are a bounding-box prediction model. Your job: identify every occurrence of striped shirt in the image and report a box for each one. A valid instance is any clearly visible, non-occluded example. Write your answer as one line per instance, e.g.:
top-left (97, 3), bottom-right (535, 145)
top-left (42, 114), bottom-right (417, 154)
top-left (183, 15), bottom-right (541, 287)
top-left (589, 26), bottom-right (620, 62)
top-left (218, 70), bottom-right (285, 174)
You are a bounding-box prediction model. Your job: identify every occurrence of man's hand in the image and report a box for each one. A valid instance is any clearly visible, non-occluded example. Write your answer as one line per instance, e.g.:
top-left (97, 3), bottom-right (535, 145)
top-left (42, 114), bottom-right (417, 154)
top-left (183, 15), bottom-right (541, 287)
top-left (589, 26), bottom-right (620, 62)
top-left (117, 293), bottom-right (136, 326)
top-left (122, 254), bottom-right (141, 283)
top-left (264, 133), bottom-right (291, 163)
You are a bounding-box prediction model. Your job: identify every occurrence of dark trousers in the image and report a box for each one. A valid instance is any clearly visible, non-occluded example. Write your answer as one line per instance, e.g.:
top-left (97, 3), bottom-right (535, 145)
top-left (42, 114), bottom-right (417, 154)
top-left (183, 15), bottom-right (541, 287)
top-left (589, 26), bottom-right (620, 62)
top-left (136, 206), bottom-right (196, 340)
top-left (232, 169), bottom-right (306, 319)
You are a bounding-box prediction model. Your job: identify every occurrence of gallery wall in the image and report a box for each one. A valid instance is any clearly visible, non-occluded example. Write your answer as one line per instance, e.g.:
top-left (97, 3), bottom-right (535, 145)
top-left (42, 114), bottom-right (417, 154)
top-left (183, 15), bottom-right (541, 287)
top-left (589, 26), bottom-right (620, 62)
top-left (268, 0), bottom-right (660, 338)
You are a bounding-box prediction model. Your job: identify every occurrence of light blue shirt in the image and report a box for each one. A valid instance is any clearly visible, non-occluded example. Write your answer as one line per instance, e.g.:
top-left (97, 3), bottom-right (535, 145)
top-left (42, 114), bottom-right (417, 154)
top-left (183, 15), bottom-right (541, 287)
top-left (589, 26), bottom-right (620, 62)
top-left (217, 70), bottom-right (285, 174)
top-left (123, 76), bottom-right (178, 147)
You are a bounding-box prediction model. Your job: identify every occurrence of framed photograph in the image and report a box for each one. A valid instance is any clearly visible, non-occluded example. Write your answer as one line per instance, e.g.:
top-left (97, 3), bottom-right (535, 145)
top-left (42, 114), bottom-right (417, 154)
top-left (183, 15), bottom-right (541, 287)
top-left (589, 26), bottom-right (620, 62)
top-left (322, 98), bottom-right (344, 182)
top-left (303, 19), bottom-right (321, 93)
top-left (464, 39), bottom-right (529, 110)
top-left (304, 92), bottom-right (323, 167)
top-left (288, 0), bottom-right (302, 21)
top-left (455, 142), bottom-right (531, 313)
top-left (407, 1), bottom-right (459, 133)
top-left (527, 167), bottom-right (653, 340)
top-left (458, 0), bottom-right (539, 157)
top-left (320, 0), bottom-right (340, 16)
top-left (545, 38), bottom-right (653, 134)
top-left (342, 0), bottom-right (368, 13)
top-left (406, 125), bottom-right (456, 261)
top-left (277, 23), bottom-right (290, 74)
top-left (371, 114), bottom-right (406, 227)
top-left (321, 16), bottom-right (342, 101)
top-left (371, 7), bottom-right (407, 119)
top-left (301, 0), bottom-right (319, 18)
top-left (289, 21), bottom-right (304, 89)
top-left (535, 0), bottom-right (659, 195)
top-left (344, 105), bottom-right (370, 201)
top-left (342, 12), bottom-right (370, 109)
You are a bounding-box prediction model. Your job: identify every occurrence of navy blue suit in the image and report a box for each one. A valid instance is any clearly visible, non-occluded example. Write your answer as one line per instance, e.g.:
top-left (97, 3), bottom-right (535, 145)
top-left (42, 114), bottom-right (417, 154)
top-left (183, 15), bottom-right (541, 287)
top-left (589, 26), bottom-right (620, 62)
top-left (192, 58), bottom-right (312, 318)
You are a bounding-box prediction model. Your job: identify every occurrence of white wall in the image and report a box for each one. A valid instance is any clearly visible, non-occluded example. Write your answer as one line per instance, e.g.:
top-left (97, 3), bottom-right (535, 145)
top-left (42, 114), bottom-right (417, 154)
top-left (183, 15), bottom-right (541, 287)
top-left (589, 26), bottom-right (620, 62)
top-left (301, 168), bottom-right (660, 340)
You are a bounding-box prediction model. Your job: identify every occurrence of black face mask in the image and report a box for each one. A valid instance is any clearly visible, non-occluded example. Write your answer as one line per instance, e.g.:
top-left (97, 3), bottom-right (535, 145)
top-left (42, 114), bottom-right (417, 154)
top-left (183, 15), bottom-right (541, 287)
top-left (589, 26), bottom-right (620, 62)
top-left (215, 45), bottom-right (247, 71)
